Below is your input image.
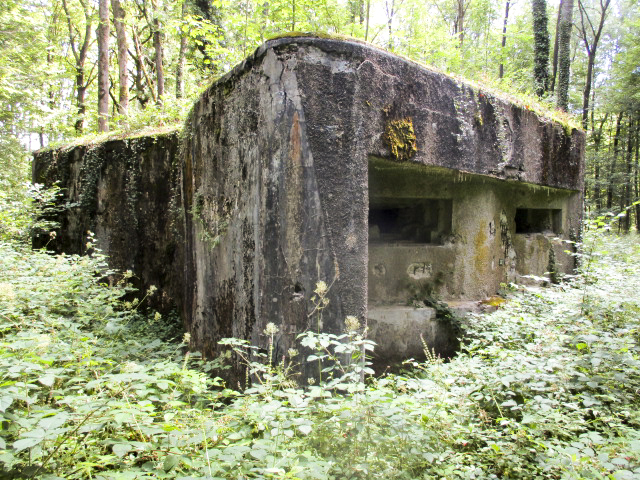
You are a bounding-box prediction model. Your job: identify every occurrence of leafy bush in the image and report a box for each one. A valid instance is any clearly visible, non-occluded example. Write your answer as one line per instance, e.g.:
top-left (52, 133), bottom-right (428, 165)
top-left (0, 242), bottom-right (225, 479)
top-left (0, 183), bottom-right (61, 243)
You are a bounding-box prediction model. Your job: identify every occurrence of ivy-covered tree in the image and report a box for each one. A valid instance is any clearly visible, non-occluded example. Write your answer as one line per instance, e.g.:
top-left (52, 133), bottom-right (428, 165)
top-left (556, 0), bottom-right (573, 111)
top-left (550, 0), bottom-right (562, 93)
top-left (532, 0), bottom-right (549, 97)
top-left (499, 0), bottom-right (510, 79)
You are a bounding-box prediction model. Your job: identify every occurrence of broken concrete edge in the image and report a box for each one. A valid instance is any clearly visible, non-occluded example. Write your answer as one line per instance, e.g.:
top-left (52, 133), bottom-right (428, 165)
top-left (367, 159), bottom-right (582, 196)
top-left (33, 125), bottom-right (183, 156)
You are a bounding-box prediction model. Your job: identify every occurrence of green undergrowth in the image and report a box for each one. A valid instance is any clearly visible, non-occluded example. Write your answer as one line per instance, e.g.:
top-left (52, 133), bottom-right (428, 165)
top-left (1, 231), bottom-right (639, 479)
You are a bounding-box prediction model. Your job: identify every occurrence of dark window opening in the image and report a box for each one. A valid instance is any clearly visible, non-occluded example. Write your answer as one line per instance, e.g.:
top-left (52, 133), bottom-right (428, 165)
top-left (515, 208), bottom-right (562, 234)
top-left (369, 198), bottom-right (452, 245)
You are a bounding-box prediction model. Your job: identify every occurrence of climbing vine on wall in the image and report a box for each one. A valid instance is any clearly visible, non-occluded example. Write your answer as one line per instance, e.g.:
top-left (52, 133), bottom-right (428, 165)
top-left (190, 190), bottom-right (232, 249)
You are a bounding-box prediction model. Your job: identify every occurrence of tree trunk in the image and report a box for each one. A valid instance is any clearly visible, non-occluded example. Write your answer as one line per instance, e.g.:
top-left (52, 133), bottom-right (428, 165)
top-left (592, 112), bottom-right (608, 210)
top-left (111, 0), bottom-right (129, 122)
top-left (97, 0), bottom-right (110, 132)
top-left (499, 0), bottom-right (510, 79)
top-left (578, 0), bottom-right (611, 130)
top-left (607, 112), bottom-right (623, 210)
top-left (456, 0), bottom-right (466, 46)
top-left (258, 1), bottom-right (269, 41)
top-left (243, 1), bottom-right (249, 56)
top-left (175, 0), bottom-right (188, 99)
top-left (365, 0), bottom-right (370, 41)
top-left (385, 0), bottom-right (395, 50)
top-left (76, 81), bottom-right (87, 133)
top-left (634, 120), bottom-right (640, 232)
top-left (532, 0), bottom-right (550, 97)
top-left (349, 0), bottom-right (365, 23)
top-left (556, 0), bottom-right (573, 111)
top-left (622, 119), bottom-right (635, 232)
top-left (582, 56), bottom-right (595, 129)
top-left (292, 0), bottom-right (296, 31)
top-left (152, 7), bottom-right (164, 106)
top-left (62, 0), bottom-right (93, 134)
top-left (46, 36), bottom-right (55, 113)
top-left (550, 0), bottom-right (562, 92)
top-left (132, 27), bottom-right (157, 105)
top-left (133, 51), bottom-right (149, 108)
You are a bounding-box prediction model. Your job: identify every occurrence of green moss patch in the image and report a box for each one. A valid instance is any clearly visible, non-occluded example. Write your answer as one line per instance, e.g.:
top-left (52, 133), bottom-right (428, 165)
top-left (384, 117), bottom-right (418, 162)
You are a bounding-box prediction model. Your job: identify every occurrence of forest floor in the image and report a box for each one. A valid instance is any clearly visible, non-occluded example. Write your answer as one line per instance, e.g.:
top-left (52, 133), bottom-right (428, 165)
top-left (0, 231), bottom-right (639, 480)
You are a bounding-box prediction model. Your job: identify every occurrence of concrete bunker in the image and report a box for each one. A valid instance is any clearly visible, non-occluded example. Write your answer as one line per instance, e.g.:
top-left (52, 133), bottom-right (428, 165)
top-left (33, 36), bottom-right (585, 375)
top-left (367, 158), bottom-right (577, 303)
top-left (365, 158), bottom-right (579, 365)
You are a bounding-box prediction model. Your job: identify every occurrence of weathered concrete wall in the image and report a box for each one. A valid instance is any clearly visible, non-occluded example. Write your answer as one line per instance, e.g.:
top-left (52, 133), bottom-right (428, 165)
top-left (34, 36), bottom-right (585, 372)
top-left (33, 131), bottom-right (183, 313)
top-left (367, 159), bottom-right (580, 304)
top-left (176, 36), bottom-right (584, 366)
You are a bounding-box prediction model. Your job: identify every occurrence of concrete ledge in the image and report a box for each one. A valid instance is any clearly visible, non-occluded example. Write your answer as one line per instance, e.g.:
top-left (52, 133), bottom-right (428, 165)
top-left (367, 305), bottom-right (459, 371)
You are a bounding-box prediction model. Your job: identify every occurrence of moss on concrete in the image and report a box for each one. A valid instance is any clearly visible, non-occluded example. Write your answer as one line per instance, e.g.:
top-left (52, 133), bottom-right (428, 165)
top-left (384, 117), bottom-right (418, 162)
top-left (38, 125), bottom-right (182, 154)
top-left (268, 31), bottom-right (357, 42)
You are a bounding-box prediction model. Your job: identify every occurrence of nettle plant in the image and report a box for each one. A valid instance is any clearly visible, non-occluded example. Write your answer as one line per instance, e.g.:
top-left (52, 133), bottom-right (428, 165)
top-left (0, 182), bottom-right (62, 243)
top-left (220, 280), bottom-right (376, 395)
top-left (301, 281), bottom-right (376, 390)
top-left (0, 239), bottom-right (228, 479)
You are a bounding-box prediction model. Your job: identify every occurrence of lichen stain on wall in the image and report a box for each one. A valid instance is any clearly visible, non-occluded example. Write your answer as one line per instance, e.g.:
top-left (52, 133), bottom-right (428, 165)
top-left (384, 117), bottom-right (418, 162)
top-left (473, 227), bottom-right (490, 278)
top-left (284, 110), bottom-right (305, 276)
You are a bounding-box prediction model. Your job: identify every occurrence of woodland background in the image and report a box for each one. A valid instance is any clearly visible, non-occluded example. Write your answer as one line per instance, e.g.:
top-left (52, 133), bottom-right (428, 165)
top-left (1, 0), bottom-right (639, 227)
